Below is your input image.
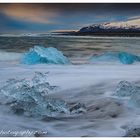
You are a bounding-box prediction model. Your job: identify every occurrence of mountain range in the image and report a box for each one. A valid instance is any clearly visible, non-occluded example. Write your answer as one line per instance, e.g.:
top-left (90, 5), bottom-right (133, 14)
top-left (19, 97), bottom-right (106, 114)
top-left (73, 18), bottom-right (140, 36)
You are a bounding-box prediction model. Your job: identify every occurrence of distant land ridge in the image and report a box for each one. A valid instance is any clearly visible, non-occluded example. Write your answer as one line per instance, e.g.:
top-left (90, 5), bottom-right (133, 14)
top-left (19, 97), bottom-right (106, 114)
top-left (57, 18), bottom-right (140, 36)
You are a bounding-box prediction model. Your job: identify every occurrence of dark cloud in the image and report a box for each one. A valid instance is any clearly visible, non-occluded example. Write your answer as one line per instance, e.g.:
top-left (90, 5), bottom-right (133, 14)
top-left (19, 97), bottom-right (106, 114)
top-left (0, 3), bottom-right (140, 33)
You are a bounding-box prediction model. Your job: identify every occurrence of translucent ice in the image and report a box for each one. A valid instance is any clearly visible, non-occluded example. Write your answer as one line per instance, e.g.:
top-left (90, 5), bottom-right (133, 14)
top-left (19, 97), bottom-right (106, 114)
top-left (125, 127), bottom-right (140, 137)
top-left (114, 81), bottom-right (139, 97)
top-left (119, 52), bottom-right (140, 64)
top-left (130, 91), bottom-right (140, 107)
top-left (0, 72), bottom-right (86, 118)
top-left (21, 46), bottom-right (70, 64)
top-left (0, 72), bottom-right (57, 102)
top-left (114, 81), bottom-right (140, 107)
top-left (10, 97), bottom-right (70, 118)
top-left (90, 51), bottom-right (140, 64)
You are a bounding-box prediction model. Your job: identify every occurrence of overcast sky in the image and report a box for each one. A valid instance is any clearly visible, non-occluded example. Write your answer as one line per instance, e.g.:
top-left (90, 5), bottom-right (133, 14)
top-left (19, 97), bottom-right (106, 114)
top-left (0, 3), bottom-right (140, 33)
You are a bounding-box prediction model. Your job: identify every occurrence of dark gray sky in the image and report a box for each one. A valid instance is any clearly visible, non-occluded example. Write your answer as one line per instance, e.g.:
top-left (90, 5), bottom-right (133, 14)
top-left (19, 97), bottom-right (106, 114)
top-left (0, 3), bottom-right (140, 33)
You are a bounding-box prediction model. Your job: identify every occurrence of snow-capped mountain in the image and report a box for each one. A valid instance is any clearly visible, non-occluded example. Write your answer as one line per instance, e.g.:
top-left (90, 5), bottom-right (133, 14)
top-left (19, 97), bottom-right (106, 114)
top-left (78, 18), bottom-right (140, 33)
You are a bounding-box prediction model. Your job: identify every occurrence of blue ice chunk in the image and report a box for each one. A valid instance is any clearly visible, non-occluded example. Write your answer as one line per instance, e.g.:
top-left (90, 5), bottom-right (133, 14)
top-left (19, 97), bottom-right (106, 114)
top-left (90, 51), bottom-right (140, 64)
top-left (114, 81), bottom-right (139, 97)
top-left (130, 90), bottom-right (140, 107)
top-left (113, 81), bottom-right (140, 108)
top-left (21, 46), bottom-right (70, 64)
top-left (118, 52), bottom-right (140, 64)
top-left (0, 72), bottom-right (86, 118)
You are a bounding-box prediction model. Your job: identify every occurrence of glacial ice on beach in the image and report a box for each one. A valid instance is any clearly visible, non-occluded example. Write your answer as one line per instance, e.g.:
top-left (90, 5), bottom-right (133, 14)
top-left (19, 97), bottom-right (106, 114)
top-left (0, 72), bottom-right (86, 118)
top-left (114, 80), bottom-right (140, 108)
top-left (130, 92), bottom-right (140, 107)
top-left (90, 51), bottom-right (140, 64)
top-left (114, 81), bottom-right (139, 97)
top-left (21, 45), bottom-right (70, 64)
top-left (119, 52), bottom-right (140, 64)
top-left (125, 127), bottom-right (140, 137)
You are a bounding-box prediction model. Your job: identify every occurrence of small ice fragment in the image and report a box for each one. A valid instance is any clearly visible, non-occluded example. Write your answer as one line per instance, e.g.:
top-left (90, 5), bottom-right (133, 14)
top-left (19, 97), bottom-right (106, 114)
top-left (114, 81), bottom-right (139, 97)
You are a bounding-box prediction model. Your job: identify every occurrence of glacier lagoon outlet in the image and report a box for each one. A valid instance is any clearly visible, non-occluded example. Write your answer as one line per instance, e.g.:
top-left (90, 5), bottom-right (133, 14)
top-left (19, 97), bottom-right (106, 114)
top-left (21, 46), bottom-right (70, 65)
top-left (90, 51), bottom-right (140, 64)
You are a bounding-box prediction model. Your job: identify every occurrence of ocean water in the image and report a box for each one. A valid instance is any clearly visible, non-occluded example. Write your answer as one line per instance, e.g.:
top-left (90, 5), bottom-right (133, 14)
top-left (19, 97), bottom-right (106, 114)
top-left (0, 35), bottom-right (140, 137)
top-left (0, 35), bottom-right (140, 64)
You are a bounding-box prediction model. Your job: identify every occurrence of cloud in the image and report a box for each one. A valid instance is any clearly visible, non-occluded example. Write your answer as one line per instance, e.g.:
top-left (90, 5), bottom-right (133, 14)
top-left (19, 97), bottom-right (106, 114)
top-left (1, 4), bottom-right (59, 24)
top-left (0, 3), bottom-right (140, 34)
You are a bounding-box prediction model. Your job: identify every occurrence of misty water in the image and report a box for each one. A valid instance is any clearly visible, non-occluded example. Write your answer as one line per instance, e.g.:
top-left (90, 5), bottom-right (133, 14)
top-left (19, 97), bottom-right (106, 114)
top-left (0, 35), bottom-right (140, 136)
